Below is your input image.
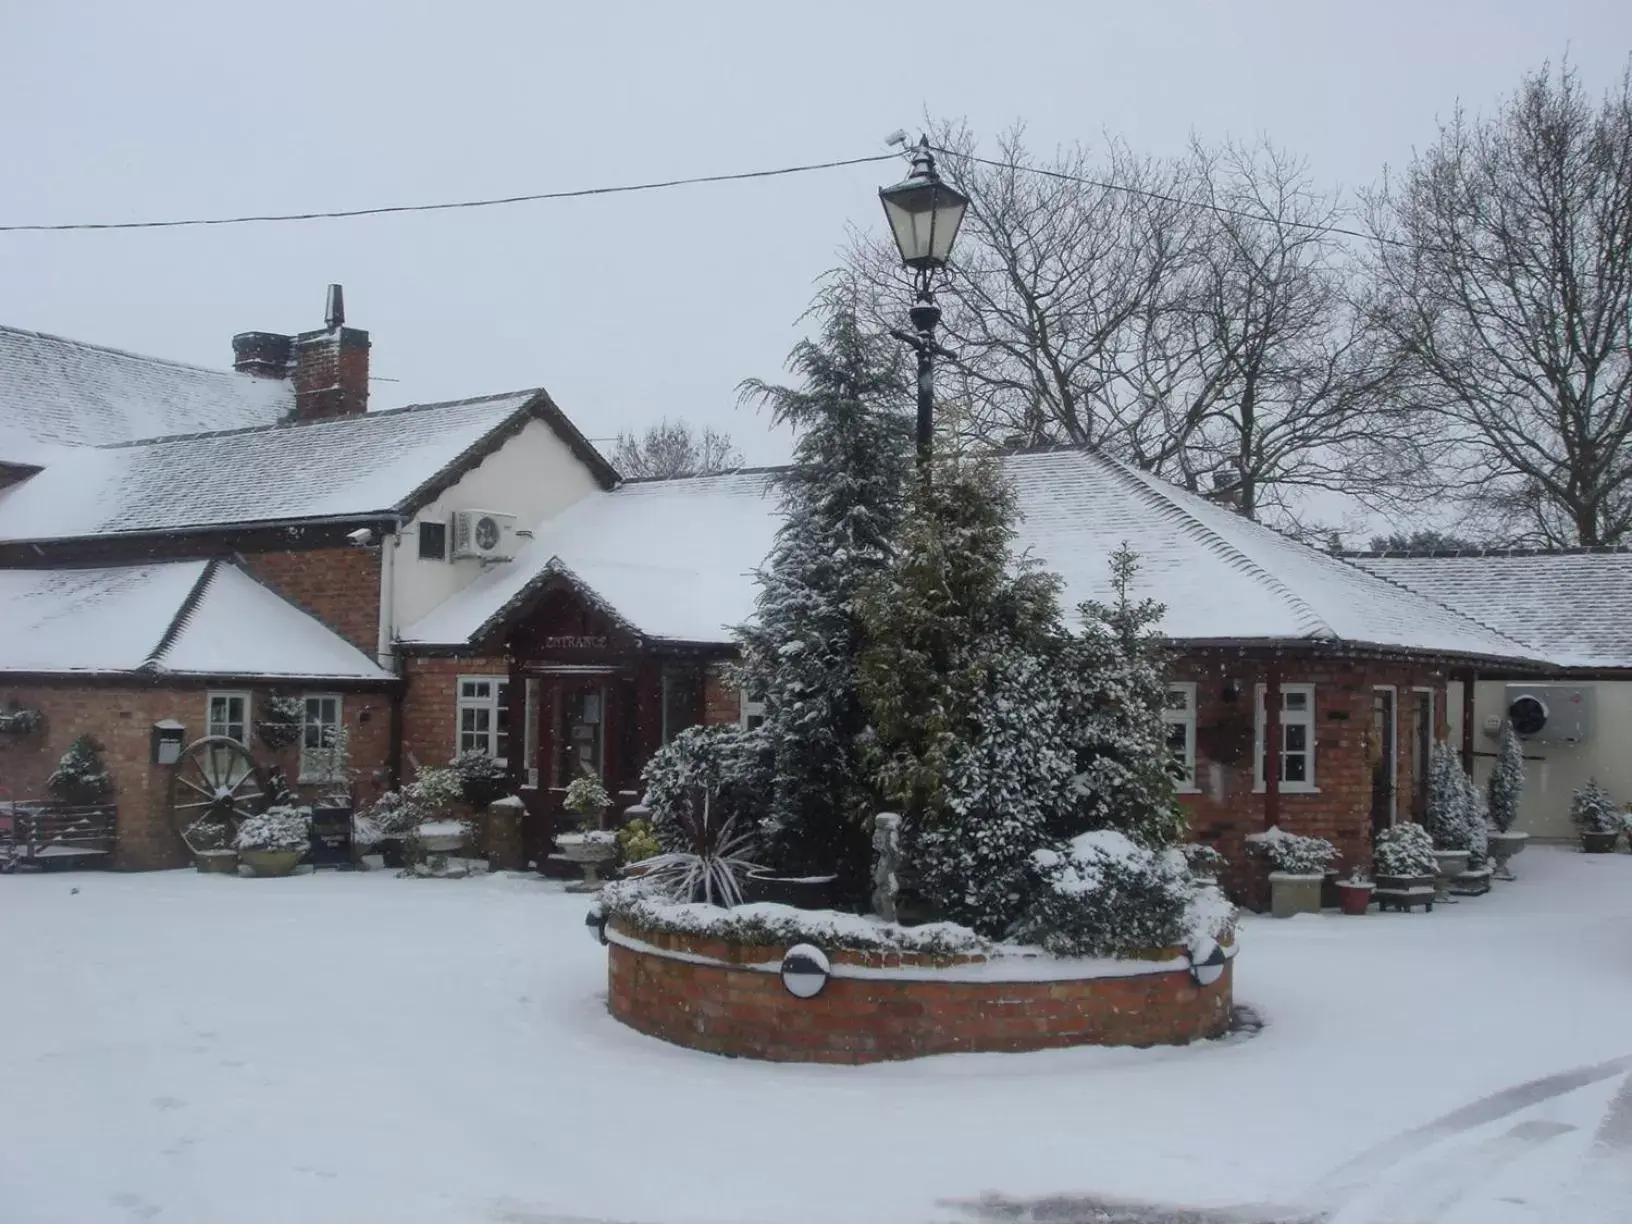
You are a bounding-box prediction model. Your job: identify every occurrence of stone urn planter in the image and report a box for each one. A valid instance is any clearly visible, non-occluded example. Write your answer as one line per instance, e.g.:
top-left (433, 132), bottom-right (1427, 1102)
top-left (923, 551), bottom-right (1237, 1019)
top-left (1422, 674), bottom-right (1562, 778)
top-left (416, 820), bottom-right (468, 855)
top-left (1268, 871), bottom-right (1324, 918)
top-left (556, 833), bottom-right (618, 892)
top-left (195, 849), bottom-right (239, 875)
top-left (1487, 830), bottom-right (1529, 881)
top-left (239, 849), bottom-right (302, 878)
top-left (1335, 878), bottom-right (1375, 915)
top-left (1431, 849), bottom-right (1470, 904)
top-left (1581, 830), bottom-right (1620, 854)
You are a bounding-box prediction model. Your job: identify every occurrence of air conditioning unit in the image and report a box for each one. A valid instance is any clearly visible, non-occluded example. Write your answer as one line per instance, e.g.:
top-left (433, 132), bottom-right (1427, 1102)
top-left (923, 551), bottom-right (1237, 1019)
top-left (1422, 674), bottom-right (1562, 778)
top-left (450, 510), bottom-right (518, 561)
top-left (1502, 683), bottom-right (1594, 746)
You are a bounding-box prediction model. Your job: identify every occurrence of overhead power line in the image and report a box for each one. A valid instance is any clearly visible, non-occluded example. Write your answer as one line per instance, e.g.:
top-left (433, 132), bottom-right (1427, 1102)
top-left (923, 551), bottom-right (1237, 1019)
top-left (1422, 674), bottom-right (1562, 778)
top-left (0, 152), bottom-right (899, 233)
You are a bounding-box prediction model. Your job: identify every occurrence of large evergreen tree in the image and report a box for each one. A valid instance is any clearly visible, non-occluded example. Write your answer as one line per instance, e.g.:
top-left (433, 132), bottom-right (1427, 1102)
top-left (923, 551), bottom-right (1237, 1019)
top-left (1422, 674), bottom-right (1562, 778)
top-left (1055, 546), bottom-right (1186, 845)
top-left (858, 456), bottom-right (1072, 933)
top-left (733, 283), bottom-right (913, 894)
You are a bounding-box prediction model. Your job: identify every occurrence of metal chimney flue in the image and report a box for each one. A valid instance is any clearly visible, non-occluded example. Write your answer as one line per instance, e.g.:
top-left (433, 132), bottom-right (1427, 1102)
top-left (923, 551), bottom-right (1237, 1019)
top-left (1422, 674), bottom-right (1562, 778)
top-left (325, 283), bottom-right (345, 331)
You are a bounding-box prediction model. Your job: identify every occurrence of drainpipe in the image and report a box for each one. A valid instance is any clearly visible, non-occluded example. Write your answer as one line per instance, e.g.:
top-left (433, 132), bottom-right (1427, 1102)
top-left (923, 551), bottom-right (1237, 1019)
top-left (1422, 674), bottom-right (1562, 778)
top-left (376, 529), bottom-right (398, 671)
top-left (1264, 667), bottom-right (1282, 831)
top-left (1460, 669), bottom-right (1477, 773)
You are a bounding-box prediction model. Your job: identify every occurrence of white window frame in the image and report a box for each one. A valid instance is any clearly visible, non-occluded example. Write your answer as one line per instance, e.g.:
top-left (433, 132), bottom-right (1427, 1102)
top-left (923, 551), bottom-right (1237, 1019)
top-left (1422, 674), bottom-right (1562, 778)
top-left (1164, 682), bottom-right (1199, 793)
top-left (299, 693), bottom-right (344, 783)
top-left (739, 685), bottom-right (766, 732)
top-left (206, 690), bottom-right (252, 745)
top-left (1254, 683), bottom-right (1318, 793)
top-left (455, 675), bottom-right (510, 765)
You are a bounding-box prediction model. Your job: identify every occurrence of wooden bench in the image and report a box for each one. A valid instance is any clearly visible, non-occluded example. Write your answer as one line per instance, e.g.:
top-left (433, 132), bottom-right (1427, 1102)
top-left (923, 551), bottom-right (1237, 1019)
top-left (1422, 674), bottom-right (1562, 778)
top-left (0, 802), bottom-right (117, 871)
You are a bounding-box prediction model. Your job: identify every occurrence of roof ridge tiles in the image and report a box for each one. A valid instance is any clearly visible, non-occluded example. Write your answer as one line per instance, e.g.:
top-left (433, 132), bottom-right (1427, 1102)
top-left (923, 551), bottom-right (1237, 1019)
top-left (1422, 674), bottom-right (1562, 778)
top-left (1083, 451), bottom-right (1338, 640)
top-left (1344, 545), bottom-right (1632, 560)
top-left (143, 558), bottom-right (218, 672)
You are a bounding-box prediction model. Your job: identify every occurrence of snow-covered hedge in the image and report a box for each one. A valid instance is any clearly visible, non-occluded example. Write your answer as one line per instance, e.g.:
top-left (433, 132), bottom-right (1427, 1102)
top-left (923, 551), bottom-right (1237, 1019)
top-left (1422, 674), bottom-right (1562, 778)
top-left (1373, 822), bottom-right (1437, 877)
top-left (1246, 826), bottom-right (1338, 875)
top-left (1010, 830), bottom-right (1198, 958)
top-left (1571, 778), bottom-right (1621, 834)
top-left (599, 879), bottom-right (992, 955)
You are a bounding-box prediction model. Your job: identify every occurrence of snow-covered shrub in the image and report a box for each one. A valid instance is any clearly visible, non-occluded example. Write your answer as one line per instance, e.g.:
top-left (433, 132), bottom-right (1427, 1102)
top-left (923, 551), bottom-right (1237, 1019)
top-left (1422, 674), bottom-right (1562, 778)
top-left (406, 765), bottom-right (462, 817)
top-left (1571, 778), bottom-right (1621, 834)
top-left (452, 749), bottom-right (510, 808)
top-left (46, 734), bottom-right (113, 805)
top-left (562, 773), bottom-right (611, 830)
top-left (1487, 722), bottom-right (1525, 833)
top-left (642, 724), bottom-right (771, 854)
top-left (735, 288), bottom-right (912, 892)
top-left (183, 818), bottom-right (231, 853)
top-left (1373, 822), bottom-right (1437, 877)
top-left (256, 695), bottom-right (304, 750)
top-left (1246, 826), bottom-right (1338, 875)
top-left (234, 805), bottom-right (311, 853)
top-left (1011, 831), bottom-right (1195, 958)
top-left (1181, 843), bottom-right (1228, 878)
top-left (641, 788), bottom-right (762, 908)
top-left (1463, 779), bottom-right (1491, 866)
top-left (1426, 743), bottom-right (1477, 851)
top-left (0, 703), bottom-right (44, 736)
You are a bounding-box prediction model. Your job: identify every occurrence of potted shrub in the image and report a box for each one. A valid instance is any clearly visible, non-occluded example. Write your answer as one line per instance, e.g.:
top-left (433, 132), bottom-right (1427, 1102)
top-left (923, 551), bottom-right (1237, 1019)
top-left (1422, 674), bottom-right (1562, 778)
top-left (233, 805), bottom-right (311, 877)
top-left (45, 734), bottom-right (114, 806)
top-left (1247, 826), bottom-right (1338, 917)
top-left (184, 818), bottom-right (239, 874)
top-left (1571, 778), bottom-right (1622, 853)
top-left (1180, 843), bottom-right (1228, 883)
top-left (1334, 868), bottom-right (1375, 915)
top-left (616, 816), bottom-right (661, 876)
top-left (556, 774), bottom-right (617, 890)
top-left (1485, 721), bottom-right (1528, 880)
top-left (1373, 822), bottom-right (1437, 913)
top-left (452, 749), bottom-right (509, 810)
top-left (1426, 744), bottom-right (1474, 902)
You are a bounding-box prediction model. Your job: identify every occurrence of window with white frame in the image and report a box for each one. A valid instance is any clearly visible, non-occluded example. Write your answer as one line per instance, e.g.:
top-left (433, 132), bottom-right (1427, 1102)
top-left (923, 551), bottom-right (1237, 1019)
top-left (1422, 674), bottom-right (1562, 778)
top-left (300, 694), bottom-right (344, 782)
top-left (1256, 683), bottom-right (1317, 790)
top-left (1164, 683), bottom-right (1197, 789)
top-left (739, 683), bottom-right (766, 732)
top-left (206, 691), bottom-right (251, 745)
top-left (456, 676), bottom-right (510, 764)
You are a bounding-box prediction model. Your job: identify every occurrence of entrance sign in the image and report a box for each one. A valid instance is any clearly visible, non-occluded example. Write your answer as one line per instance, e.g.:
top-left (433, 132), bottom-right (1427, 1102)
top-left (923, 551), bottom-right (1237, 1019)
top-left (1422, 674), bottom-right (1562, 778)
top-left (544, 635), bottom-right (608, 650)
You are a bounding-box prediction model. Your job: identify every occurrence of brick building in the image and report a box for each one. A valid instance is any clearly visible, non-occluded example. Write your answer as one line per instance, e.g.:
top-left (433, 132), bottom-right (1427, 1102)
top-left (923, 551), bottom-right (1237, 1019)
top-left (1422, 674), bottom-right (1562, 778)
top-left (0, 291), bottom-right (1554, 900)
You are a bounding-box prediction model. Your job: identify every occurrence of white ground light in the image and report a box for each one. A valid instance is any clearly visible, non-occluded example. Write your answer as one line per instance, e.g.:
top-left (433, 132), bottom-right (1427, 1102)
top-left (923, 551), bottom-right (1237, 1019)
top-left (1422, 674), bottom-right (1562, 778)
top-left (2, 846), bottom-right (1629, 1224)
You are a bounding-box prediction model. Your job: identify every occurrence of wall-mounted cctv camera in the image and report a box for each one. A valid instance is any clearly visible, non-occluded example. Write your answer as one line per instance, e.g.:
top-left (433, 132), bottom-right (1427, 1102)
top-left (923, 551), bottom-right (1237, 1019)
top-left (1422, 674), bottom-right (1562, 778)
top-left (346, 527), bottom-right (375, 547)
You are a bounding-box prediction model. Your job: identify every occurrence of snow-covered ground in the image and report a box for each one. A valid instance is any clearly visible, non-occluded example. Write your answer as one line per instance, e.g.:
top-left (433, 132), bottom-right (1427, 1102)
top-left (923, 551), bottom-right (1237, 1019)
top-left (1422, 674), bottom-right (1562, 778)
top-left (2, 846), bottom-right (1629, 1224)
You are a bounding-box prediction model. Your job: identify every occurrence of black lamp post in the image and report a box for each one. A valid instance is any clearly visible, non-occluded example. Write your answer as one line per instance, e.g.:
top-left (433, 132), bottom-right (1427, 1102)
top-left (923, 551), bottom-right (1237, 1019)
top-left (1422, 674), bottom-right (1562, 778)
top-left (879, 137), bottom-right (969, 470)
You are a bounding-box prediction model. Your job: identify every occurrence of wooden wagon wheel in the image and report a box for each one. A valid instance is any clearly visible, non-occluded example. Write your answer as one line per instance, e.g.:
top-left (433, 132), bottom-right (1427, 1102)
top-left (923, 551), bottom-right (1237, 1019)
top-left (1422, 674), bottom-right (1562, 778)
top-left (168, 736), bottom-right (267, 851)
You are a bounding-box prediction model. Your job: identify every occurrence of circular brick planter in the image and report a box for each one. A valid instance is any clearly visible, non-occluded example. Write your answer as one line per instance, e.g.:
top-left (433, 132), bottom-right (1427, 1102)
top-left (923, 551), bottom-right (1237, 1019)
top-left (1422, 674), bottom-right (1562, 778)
top-left (606, 918), bottom-right (1234, 1063)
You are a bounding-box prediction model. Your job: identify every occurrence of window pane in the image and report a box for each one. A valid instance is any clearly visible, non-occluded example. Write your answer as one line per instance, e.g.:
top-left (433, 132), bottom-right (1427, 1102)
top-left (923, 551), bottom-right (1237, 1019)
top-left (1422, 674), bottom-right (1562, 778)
top-left (1166, 688), bottom-right (1190, 712)
top-left (1284, 690), bottom-right (1309, 711)
top-left (1284, 724), bottom-right (1307, 753)
top-left (495, 683), bottom-right (511, 761)
top-left (1283, 753), bottom-right (1308, 783)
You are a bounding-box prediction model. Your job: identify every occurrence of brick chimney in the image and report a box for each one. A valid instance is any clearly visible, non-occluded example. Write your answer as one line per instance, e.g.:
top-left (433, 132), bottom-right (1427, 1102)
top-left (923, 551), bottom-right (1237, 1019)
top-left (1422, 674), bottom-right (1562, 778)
top-left (232, 284), bottom-right (370, 423)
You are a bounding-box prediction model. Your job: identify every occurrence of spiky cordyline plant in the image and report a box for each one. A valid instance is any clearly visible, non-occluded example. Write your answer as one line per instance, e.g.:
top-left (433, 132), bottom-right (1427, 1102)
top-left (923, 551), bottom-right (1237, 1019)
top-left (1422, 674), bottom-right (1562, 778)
top-left (642, 786), bottom-right (762, 908)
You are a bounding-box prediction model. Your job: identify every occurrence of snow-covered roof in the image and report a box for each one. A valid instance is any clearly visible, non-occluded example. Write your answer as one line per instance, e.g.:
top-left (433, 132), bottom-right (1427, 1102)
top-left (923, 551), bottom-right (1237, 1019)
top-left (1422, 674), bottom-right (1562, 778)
top-left (0, 390), bottom-right (555, 542)
top-left (0, 324), bottom-right (291, 463)
top-left (1352, 550), bottom-right (1632, 669)
top-left (402, 448), bottom-right (1543, 663)
top-left (0, 560), bottom-right (393, 680)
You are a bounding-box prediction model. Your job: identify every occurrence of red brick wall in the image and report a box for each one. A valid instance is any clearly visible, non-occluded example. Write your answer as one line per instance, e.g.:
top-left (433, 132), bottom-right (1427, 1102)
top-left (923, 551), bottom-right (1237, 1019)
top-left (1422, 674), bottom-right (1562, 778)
top-left (239, 546), bottom-right (381, 655)
top-left (607, 922), bottom-right (1232, 1062)
top-left (1172, 653), bottom-right (1449, 907)
top-left (0, 681), bottom-right (392, 869)
top-left (400, 655), bottom-right (510, 774)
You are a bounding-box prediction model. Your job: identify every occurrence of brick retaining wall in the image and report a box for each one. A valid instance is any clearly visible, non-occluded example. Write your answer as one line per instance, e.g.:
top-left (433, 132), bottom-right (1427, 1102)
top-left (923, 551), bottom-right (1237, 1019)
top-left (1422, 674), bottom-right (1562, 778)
top-left (606, 920), bottom-right (1233, 1063)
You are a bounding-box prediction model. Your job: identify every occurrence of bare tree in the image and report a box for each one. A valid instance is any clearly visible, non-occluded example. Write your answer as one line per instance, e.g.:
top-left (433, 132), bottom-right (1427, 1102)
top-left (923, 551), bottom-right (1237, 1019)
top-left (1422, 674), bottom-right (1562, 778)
top-left (1128, 139), bottom-right (1412, 521)
top-left (1365, 59), bottom-right (1632, 546)
top-left (611, 419), bottom-right (744, 480)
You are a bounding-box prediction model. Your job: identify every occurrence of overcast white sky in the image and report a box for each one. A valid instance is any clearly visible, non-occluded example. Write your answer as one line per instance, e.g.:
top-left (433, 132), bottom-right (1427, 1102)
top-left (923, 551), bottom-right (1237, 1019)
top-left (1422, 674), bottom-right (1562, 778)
top-left (2, 1), bottom-right (1629, 470)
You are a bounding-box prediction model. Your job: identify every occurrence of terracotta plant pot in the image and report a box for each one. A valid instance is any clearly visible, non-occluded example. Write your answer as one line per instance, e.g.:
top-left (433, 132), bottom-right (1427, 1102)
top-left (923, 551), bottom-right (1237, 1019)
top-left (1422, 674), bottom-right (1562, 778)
top-left (195, 850), bottom-right (239, 875)
top-left (1335, 880), bottom-right (1375, 915)
top-left (1581, 830), bottom-right (1620, 854)
top-left (1268, 871), bottom-right (1324, 918)
top-left (1487, 830), bottom-right (1529, 881)
top-left (239, 849), bottom-right (302, 878)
